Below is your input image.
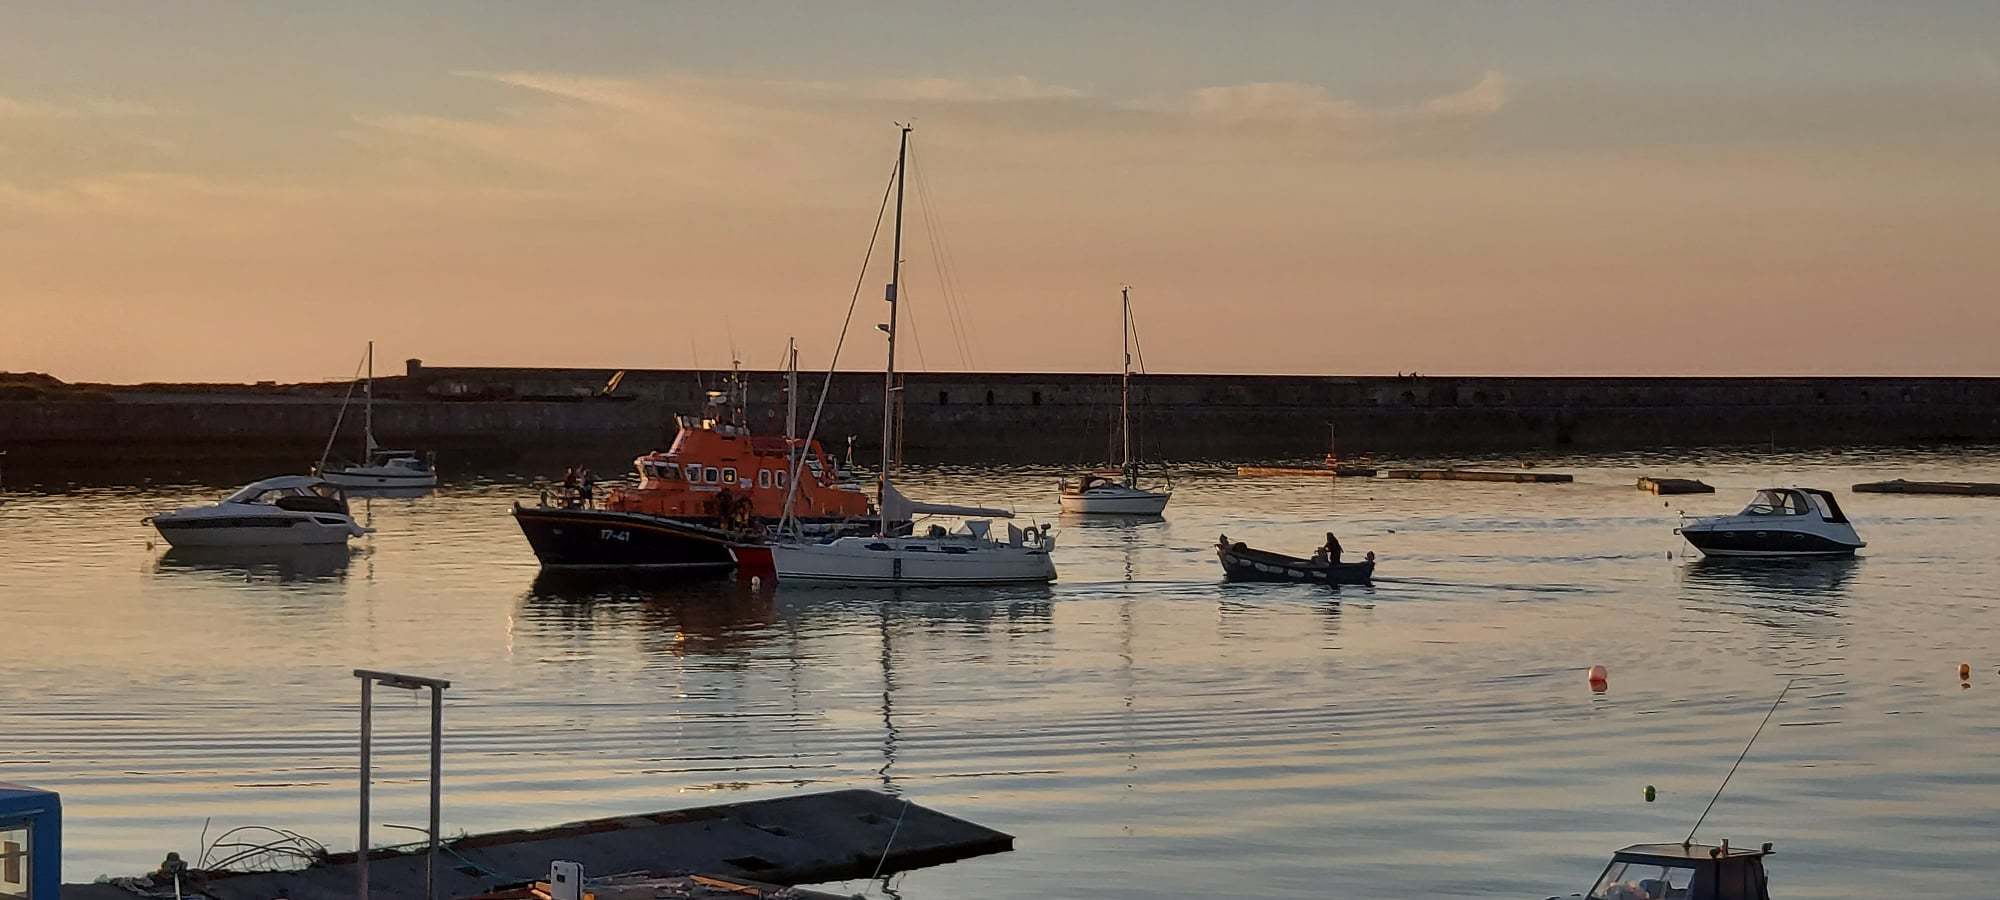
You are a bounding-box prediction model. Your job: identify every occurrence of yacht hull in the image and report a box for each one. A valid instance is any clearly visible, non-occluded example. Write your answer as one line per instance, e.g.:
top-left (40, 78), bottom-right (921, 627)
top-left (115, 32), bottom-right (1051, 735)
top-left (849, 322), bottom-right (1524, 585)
top-left (1680, 527), bottom-right (1861, 558)
top-left (153, 514), bottom-right (360, 547)
top-left (767, 536), bottom-right (1057, 585)
top-left (321, 468), bottom-right (438, 488)
top-left (1058, 487), bottom-right (1170, 515)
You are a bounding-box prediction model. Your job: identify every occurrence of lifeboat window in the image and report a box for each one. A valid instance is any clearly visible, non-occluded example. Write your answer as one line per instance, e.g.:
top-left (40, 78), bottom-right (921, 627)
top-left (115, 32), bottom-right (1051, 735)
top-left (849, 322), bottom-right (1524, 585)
top-left (704, 467), bottom-right (720, 484)
top-left (720, 467), bottom-right (736, 485)
top-left (758, 470), bottom-right (772, 488)
top-left (662, 464), bottom-right (681, 480)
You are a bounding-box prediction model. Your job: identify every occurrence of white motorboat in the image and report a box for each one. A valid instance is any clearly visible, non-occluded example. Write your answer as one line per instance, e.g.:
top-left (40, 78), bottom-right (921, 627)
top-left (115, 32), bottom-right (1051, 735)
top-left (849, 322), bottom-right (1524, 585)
top-left (1060, 287), bottom-right (1171, 516)
top-left (317, 341), bottom-right (439, 489)
top-left (149, 475), bottom-right (371, 547)
top-left (755, 126), bottom-right (1057, 586)
top-left (1678, 487), bottom-right (1864, 558)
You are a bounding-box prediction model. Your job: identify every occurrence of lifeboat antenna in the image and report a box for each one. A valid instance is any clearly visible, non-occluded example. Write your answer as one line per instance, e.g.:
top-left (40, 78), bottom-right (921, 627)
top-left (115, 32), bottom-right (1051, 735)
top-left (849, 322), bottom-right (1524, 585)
top-left (1685, 678), bottom-right (1798, 848)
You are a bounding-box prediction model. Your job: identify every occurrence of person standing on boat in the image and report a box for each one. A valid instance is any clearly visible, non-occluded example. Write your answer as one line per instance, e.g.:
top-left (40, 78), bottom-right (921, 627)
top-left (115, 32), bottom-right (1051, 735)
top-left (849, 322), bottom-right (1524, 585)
top-left (560, 467), bottom-right (579, 508)
top-left (1323, 532), bottom-right (1343, 564)
top-left (579, 467), bottom-right (596, 509)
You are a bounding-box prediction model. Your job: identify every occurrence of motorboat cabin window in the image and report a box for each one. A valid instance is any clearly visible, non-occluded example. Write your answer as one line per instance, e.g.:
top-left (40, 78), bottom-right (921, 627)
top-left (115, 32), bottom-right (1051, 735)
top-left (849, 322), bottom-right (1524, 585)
top-left (1589, 861), bottom-right (1695, 900)
top-left (721, 467), bottom-right (737, 485)
top-left (1741, 489), bottom-right (1810, 517)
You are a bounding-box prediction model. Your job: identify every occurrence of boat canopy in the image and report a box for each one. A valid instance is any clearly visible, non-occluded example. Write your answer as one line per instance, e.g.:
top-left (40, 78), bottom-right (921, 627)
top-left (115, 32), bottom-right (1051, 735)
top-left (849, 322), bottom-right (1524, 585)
top-left (1738, 488), bottom-right (1815, 517)
top-left (882, 481), bottom-right (1012, 520)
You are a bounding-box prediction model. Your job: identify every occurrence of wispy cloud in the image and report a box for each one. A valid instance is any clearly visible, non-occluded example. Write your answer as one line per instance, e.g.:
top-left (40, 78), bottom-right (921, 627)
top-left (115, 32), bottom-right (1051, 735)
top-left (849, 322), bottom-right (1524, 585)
top-left (0, 95), bottom-right (159, 119)
top-left (1175, 71), bottom-right (1509, 129)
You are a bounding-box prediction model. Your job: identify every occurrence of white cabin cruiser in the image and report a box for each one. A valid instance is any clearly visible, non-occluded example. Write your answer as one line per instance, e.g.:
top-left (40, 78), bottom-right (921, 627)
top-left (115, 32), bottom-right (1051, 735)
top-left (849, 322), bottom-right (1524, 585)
top-left (149, 476), bottom-right (371, 547)
top-left (1678, 487), bottom-right (1864, 558)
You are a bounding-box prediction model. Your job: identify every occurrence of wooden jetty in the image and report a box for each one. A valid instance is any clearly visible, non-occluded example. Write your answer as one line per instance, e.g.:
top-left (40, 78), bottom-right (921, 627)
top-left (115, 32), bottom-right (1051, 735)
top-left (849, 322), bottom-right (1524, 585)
top-left (1381, 468), bottom-right (1574, 484)
top-left (66, 790), bottom-right (1010, 900)
top-left (1237, 464), bottom-right (1377, 478)
top-left (1637, 476), bottom-right (1714, 495)
top-left (1853, 479), bottom-right (2000, 496)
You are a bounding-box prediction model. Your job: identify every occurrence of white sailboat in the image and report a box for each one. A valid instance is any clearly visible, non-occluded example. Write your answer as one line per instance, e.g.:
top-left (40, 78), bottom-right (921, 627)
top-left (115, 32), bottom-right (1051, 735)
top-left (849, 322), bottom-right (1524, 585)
top-left (1059, 287), bottom-right (1171, 515)
top-left (318, 341), bottom-right (439, 489)
top-left (760, 126), bottom-right (1057, 586)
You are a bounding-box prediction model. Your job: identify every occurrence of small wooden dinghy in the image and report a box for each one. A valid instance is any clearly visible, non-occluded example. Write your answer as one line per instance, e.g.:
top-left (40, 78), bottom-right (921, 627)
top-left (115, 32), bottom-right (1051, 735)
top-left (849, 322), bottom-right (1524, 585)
top-left (1216, 534), bottom-right (1375, 585)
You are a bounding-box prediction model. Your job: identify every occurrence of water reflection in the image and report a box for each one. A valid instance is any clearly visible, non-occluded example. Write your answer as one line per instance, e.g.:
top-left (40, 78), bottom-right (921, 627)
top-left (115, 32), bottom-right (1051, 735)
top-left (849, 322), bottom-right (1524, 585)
top-left (154, 545), bottom-right (354, 583)
top-left (523, 573), bottom-right (779, 657)
top-left (1680, 557), bottom-right (1861, 604)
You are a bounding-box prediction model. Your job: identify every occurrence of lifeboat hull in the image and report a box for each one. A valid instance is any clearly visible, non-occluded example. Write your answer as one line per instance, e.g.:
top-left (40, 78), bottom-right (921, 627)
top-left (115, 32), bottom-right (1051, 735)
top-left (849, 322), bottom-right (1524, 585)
top-left (512, 506), bottom-right (737, 571)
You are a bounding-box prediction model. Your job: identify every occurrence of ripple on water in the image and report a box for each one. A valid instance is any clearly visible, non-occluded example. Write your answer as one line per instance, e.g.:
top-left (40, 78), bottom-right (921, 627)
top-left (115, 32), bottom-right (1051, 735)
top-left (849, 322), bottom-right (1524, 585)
top-left (3, 457), bottom-right (2000, 897)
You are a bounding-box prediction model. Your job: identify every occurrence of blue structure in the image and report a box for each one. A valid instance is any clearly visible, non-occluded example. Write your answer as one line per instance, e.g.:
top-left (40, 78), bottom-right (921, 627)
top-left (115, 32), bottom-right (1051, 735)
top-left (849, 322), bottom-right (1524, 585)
top-left (0, 784), bottom-right (59, 900)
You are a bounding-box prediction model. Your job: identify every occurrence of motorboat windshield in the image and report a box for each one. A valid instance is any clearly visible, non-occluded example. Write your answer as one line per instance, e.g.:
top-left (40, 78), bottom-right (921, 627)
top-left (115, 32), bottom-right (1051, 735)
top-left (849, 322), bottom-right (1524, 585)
top-left (1739, 489), bottom-right (1812, 517)
top-left (222, 476), bottom-right (346, 506)
top-left (1589, 860), bottom-right (1697, 900)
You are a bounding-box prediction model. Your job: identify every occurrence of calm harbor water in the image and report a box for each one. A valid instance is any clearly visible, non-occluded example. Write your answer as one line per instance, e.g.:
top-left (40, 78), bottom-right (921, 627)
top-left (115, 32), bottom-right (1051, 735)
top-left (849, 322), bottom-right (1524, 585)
top-left (4, 449), bottom-right (2000, 898)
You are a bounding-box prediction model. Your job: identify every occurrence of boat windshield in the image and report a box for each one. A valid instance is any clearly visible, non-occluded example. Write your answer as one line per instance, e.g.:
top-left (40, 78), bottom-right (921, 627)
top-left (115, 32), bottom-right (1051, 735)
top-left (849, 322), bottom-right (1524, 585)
top-left (1740, 489), bottom-right (1810, 516)
top-left (1589, 861), bottom-right (1697, 900)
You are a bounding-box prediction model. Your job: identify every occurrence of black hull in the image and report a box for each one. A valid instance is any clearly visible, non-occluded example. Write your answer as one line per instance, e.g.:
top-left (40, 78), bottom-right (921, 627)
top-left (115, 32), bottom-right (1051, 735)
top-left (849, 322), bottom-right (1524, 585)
top-left (513, 507), bottom-right (739, 570)
top-left (1681, 528), bottom-right (1860, 558)
top-left (1217, 543), bottom-right (1374, 585)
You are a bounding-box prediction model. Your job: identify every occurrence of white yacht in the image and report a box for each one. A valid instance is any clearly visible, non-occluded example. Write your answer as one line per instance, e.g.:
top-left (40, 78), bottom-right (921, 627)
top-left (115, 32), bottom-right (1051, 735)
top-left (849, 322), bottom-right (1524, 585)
top-left (756, 126), bottom-right (1057, 586)
top-left (1678, 487), bottom-right (1864, 558)
top-left (317, 341), bottom-right (439, 488)
top-left (149, 476), bottom-right (371, 547)
top-left (1060, 287), bottom-right (1171, 516)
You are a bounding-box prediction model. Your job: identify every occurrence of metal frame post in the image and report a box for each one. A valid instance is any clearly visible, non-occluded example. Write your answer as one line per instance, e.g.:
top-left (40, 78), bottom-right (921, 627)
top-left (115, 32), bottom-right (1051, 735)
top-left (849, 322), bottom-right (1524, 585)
top-left (358, 677), bottom-right (372, 900)
top-left (354, 669), bottom-right (451, 900)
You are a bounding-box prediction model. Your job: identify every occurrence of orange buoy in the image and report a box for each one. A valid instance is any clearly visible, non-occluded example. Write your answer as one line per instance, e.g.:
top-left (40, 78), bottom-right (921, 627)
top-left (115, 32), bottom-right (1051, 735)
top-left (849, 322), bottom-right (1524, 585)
top-left (1588, 664), bottom-right (1609, 692)
top-left (1960, 662), bottom-right (1972, 680)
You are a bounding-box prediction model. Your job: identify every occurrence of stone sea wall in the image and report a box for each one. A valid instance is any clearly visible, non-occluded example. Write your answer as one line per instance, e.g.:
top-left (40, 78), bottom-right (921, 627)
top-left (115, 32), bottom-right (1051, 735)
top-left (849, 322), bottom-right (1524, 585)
top-left (3, 361), bottom-right (1996, 467)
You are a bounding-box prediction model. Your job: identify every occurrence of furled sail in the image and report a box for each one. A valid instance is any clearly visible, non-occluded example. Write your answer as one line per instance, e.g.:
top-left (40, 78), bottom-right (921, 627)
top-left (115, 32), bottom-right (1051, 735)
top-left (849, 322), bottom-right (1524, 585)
top-left (882, 481), bottom-right (1013, 520)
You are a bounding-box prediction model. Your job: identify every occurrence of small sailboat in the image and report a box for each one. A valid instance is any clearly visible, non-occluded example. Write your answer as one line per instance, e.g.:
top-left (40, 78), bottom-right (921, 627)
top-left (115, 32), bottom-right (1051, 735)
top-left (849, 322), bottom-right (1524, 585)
top-left (755, 126), bottom-right (1057, 586)
top-left (1059, 287), bottom-right (1171, 516)
top-left (317, 341), bottom-right (438, 489)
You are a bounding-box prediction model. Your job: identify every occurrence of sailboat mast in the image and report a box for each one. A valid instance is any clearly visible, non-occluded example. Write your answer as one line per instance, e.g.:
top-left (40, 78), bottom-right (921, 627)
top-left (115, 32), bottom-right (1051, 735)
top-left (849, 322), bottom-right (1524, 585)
top-left (363, 340), bottom-right (373, 461)
top-left (1120, 286), bottom-right (1132, 484)
top-left (786, 338), bottom-right (799, 446)
top-left (880, 125), bottom-right (910, 535)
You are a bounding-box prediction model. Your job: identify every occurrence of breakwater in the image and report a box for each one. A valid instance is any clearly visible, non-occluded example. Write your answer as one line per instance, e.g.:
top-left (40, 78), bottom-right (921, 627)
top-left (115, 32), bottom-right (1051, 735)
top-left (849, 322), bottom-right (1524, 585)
top-left (4, 360), bottom-right (1998, 467)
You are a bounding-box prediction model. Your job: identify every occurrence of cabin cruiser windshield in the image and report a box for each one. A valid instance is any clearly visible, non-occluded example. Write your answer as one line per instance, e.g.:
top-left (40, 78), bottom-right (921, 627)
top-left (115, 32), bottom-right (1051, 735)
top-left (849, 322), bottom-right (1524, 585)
top-left (1740, 489), bottom-right (1810, 516)
top-left (1590, 861), bottom-right (1696, 900)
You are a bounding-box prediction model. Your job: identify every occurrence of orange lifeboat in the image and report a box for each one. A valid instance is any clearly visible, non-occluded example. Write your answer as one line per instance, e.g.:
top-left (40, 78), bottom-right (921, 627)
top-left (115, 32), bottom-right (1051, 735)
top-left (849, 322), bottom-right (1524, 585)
top-left (602, 413), bottom-right (872, 527)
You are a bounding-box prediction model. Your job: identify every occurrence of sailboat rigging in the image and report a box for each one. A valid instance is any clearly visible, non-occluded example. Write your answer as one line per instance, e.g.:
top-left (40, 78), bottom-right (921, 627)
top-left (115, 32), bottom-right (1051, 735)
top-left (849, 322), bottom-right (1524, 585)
top-left (1059, 287), bottom-right (1172, 515)
top-left (318, 341), bottom-right (439, 489)
top-left (749, 126), bottom-right (1057, 585)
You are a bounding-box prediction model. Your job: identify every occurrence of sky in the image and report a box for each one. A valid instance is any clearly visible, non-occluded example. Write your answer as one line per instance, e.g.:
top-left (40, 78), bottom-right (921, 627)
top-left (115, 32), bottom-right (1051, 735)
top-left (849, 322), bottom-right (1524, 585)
top-left (3, 2), bottom-right (1998, 382)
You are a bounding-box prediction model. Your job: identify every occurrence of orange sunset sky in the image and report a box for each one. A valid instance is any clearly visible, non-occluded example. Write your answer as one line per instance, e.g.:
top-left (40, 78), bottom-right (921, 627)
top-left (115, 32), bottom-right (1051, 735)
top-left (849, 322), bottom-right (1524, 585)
top-left (3, 3), bottom-right (1998, 382)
